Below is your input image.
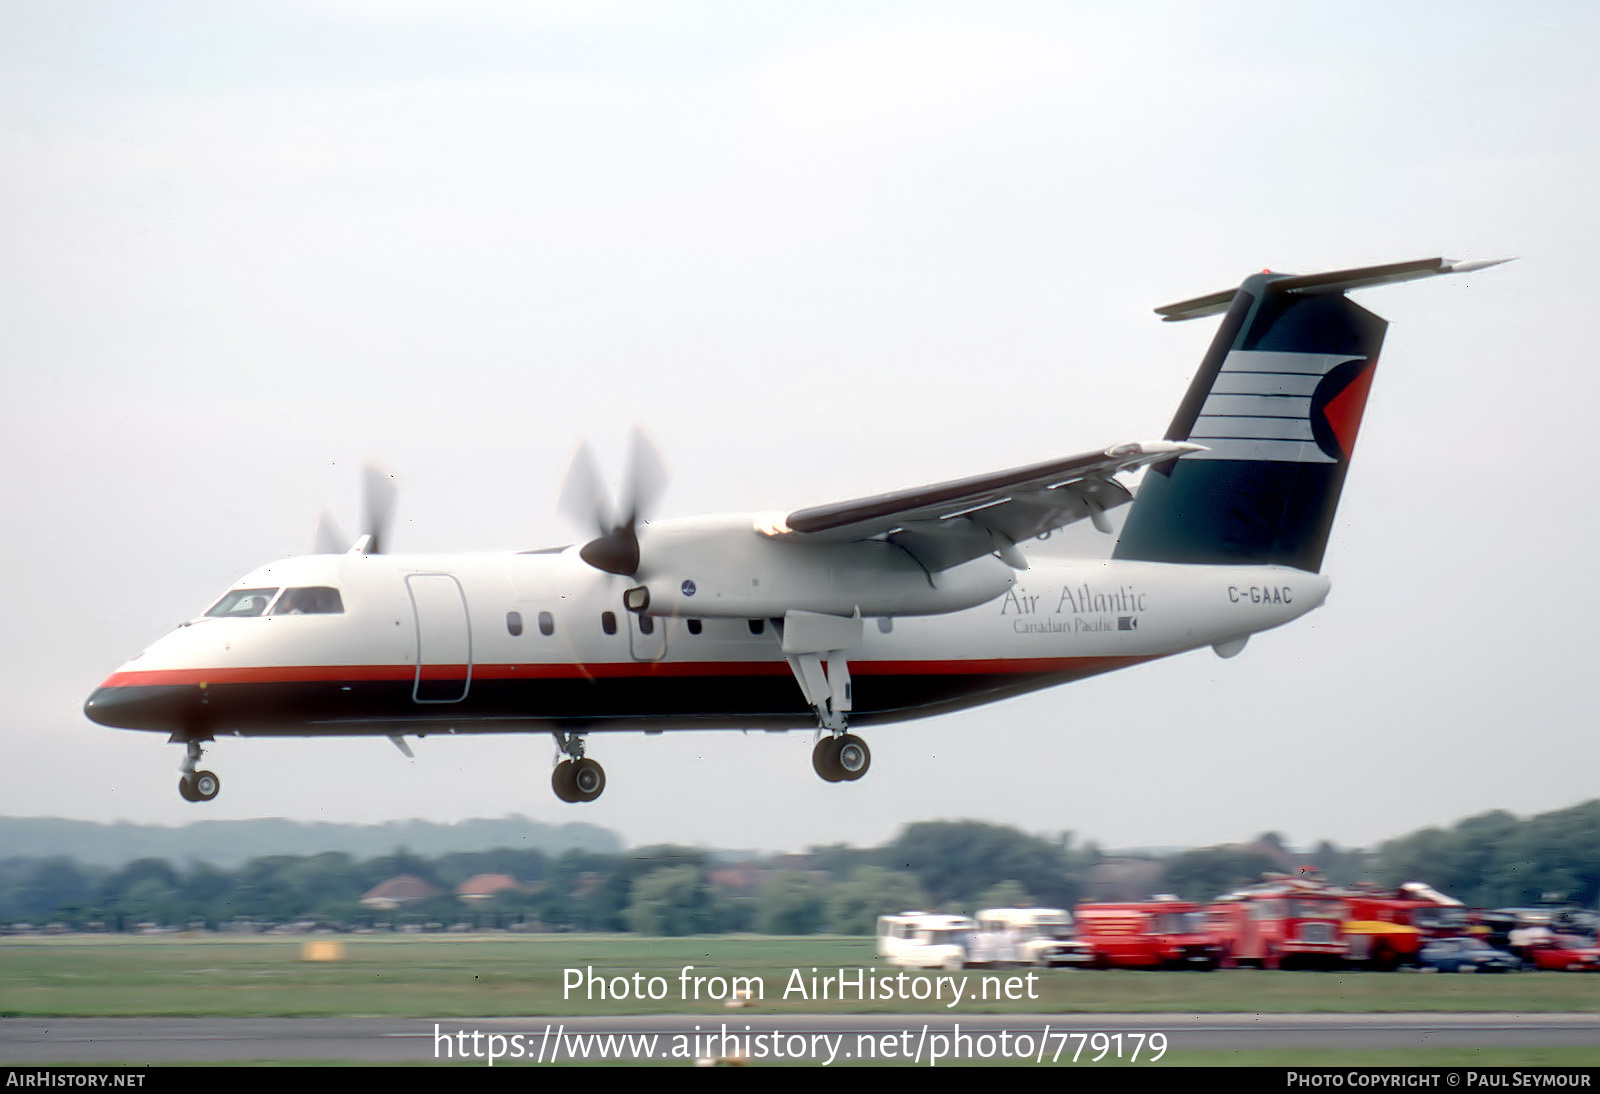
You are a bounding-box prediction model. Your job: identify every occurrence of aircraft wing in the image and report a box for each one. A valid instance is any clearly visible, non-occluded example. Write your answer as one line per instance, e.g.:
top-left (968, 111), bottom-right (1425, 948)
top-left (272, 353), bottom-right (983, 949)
top-left (771, 440), bottom-right (1199, 571)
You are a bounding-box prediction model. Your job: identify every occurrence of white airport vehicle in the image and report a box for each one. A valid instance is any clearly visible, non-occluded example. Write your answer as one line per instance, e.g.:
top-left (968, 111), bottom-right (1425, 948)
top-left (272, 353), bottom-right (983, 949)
top-left (83, 257), bottom-right (1506, 803)
top-left (876, 913), bottom-right (979, 971)
top-left (975, 907), bottom-right (1094, 967)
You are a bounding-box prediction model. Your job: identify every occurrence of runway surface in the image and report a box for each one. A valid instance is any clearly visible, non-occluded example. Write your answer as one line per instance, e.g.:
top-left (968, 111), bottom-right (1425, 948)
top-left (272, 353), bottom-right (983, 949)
top-left (4, 1013), bottom-right (1598, 1064)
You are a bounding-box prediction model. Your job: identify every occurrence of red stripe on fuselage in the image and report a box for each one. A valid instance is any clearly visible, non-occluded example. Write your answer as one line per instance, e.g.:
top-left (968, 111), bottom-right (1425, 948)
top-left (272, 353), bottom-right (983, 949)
top-left (100, 655), bottom-right (1147, 689)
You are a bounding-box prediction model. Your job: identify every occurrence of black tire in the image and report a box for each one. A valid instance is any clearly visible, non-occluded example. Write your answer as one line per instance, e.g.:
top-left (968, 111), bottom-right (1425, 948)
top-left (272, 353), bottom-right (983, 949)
top-left (178, 776), bottom-right (197, 802)
top-left (571, 758), bottom-right (606, 802)
top-left (835, 735), bottom-right (871, 781)
top-left (552, 761), bottom-right (579, 803)
top-left (812, 737), bottom-right (844, 782)
top-left (191, 771), bottom-right (220, 802)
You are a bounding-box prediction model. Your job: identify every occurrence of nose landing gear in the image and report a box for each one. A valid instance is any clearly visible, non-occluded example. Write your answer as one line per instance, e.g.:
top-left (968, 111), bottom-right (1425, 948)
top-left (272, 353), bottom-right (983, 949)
top-left (551, 731), bottom-right (605, 803)
top-left (176, 739), bottom-right (220, 802)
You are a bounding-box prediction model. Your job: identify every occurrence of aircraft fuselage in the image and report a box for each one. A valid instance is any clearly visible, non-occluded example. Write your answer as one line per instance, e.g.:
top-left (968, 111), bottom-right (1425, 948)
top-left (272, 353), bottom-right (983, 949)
top-left (85, 543), bottom-right (1326, 740)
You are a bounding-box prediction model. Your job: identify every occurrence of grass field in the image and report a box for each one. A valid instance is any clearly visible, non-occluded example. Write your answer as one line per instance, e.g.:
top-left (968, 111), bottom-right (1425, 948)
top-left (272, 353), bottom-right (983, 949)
top-left (3, 934), bottom-right (1598, 1018)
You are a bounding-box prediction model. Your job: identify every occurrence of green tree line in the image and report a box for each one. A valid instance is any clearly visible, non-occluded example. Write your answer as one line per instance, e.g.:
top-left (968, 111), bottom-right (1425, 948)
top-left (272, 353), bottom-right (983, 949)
top-left (0, 822), bottom-right (1093, 933)
top-left (1, 802), bottom-right (1593, 934)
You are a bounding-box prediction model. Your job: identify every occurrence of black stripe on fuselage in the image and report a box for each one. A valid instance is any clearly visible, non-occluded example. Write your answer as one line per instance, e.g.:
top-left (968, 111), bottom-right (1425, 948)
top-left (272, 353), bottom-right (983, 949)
top-left (85, 663), bottom-right (1136, 737)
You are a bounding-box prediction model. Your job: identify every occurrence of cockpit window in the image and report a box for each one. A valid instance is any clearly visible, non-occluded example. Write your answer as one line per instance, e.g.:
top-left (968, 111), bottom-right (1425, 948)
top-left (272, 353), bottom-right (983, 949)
top-left (205, 588), bottom-right (280, 618)
top-left (271, 587), bottom-right (344, 615)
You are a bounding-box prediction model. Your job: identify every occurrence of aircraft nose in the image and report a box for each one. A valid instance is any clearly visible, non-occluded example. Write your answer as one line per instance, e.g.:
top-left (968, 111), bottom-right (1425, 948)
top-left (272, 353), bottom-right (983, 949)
top-left (84, 680), bottom-right (198, 732)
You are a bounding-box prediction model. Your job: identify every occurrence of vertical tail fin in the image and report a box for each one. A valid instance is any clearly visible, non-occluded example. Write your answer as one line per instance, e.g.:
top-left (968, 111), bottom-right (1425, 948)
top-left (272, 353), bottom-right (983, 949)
top-left (1113, 257), bottom-right (1506, 572)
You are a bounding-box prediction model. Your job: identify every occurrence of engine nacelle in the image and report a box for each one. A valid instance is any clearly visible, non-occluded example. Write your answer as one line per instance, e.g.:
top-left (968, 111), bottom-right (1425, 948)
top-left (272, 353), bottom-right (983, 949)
top-left (630, 516), bottom-right (1016, 619)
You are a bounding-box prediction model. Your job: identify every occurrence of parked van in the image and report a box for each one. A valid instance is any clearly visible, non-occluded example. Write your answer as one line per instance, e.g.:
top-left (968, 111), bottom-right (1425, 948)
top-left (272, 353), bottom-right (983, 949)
top-left (876, 912), bottom-right (978, 970)
top-left (975, 907), bottom-right (1095, 967)
top-left (1077, 900), bottom-right (1224, 970)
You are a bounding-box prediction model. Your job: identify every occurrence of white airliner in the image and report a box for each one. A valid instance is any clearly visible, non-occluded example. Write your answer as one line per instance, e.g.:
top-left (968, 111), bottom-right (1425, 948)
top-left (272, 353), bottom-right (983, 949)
top-left (85, 257), bottom-right (1503, 803)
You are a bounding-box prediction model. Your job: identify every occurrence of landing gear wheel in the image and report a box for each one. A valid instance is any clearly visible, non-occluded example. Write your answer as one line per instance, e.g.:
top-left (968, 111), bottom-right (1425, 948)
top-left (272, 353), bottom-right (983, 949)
top-left (552, 761), bottom-right (580, 803)
top-left (570, 758), bottom-right (606, 802)
top-left (179, 771), bottom-right (220, 802)
top-left (812, 737), bottom-right (844, 782)
top-left (834, 735), bottom-right (870, 781)
top-left (176, 738), bottom-right (217, 802)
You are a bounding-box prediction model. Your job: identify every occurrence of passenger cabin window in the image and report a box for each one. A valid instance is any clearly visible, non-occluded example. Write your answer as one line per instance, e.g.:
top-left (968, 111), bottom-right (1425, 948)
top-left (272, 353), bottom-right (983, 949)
top-left (271, 587), bottom-right (344, 615)
top-left (601, 611), bottom-right (617, 635)
top-left (638, 615), bottom-right (655, 635)
top-left (687, 618), bottom-right (702, 635)
top-left (748, 619), bottom-right (765, 635)
top-left (206, 588), bottom-right (280, 618)
top-left (538, 611), bottom-right (555, 637)
top-left (507, 611), bottom-right (524, 637)
top-left (877, 617), bottom-right (894, 634)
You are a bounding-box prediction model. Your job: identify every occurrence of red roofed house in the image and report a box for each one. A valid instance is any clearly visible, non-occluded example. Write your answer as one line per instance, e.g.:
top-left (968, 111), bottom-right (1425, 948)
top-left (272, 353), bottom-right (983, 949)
top-left (361, 875), bottom-right (443, 910)
top-left (457, 874), bottom-right (524, 901)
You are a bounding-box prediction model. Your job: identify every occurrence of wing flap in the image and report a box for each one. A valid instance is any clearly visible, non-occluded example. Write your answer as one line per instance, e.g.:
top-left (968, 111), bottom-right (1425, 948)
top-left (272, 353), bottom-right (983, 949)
top-left (885, 478), bottom-right (1134, 571)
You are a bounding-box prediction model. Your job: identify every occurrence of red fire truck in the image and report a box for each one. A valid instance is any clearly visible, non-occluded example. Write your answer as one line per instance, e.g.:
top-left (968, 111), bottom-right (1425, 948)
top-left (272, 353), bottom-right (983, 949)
top-left (1341, 882), bottom-right (1467, 970)
top-left (1206, 876), bottom-right (1465, 970)
top-left (1073, 900), bottom-right (1225, 970)
top-left (1205, 878), bottom-right (1349, 969)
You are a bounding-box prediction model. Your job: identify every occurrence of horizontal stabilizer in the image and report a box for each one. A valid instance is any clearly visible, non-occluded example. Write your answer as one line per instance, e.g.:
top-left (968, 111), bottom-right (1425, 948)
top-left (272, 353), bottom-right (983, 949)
top-left (1155, 257), bottom-right (1512, 322)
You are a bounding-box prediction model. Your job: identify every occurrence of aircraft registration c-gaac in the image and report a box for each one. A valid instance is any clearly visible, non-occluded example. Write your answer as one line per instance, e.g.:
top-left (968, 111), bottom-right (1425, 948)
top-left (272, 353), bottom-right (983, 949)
top-left (85, 257), bottom-right (1505, 804)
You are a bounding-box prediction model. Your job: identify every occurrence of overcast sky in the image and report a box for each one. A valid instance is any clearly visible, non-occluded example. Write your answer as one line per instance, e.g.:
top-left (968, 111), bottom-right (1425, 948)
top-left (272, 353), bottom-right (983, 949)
top-left (3, 1), bottom-right (1596, 856)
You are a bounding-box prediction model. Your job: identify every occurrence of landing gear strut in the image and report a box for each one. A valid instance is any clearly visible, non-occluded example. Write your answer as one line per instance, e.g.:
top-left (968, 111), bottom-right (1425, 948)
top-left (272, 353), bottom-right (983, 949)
top-left (780, 612), bottom-right (871, 785)
top-left (812, 733), bottom-right (870, 783)
top-left (176, 739), bottom-right (220, 803)
top-left (551, 730), bottom-right (605, 803)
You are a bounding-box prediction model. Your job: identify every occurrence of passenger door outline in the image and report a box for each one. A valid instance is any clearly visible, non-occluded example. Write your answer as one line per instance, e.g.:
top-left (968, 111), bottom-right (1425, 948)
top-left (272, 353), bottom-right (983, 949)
top-left (407, 572), bottom-right (472, 703)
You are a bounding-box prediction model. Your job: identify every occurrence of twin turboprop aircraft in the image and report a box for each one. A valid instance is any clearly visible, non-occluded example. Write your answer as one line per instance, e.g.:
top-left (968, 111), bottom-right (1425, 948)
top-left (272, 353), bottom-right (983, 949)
top-left (84, 256), bottom-right (1502, 803)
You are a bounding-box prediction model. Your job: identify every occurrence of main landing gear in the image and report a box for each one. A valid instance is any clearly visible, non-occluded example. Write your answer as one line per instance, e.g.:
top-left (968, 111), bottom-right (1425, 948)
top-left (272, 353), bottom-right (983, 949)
top-left (782, 620), bottom-right (873, 785)
top-left (551, 730), bottom-right (605, 803)
top-left (812, 733), bottom-right (871, 783)
top-left (176, 739), bottom-right (220, 803)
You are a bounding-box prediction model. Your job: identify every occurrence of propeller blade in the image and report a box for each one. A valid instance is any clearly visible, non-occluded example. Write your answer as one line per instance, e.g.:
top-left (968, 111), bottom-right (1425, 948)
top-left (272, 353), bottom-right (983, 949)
top-left (361, 464), bottom-right (398, 555)
top-left (622, 426), bottom-right (668, 527)
top-left (313, 511), bottom-right (350, 555)
top-left (558, 440), bottom-right (614, 535)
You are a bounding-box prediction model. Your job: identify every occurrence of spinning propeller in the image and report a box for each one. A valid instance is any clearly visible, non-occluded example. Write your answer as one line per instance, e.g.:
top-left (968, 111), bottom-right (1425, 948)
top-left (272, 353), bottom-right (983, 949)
top-left (560, 428), bottom-right (667, 577)
top-left (313, 464), bottom-right (399, 555)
